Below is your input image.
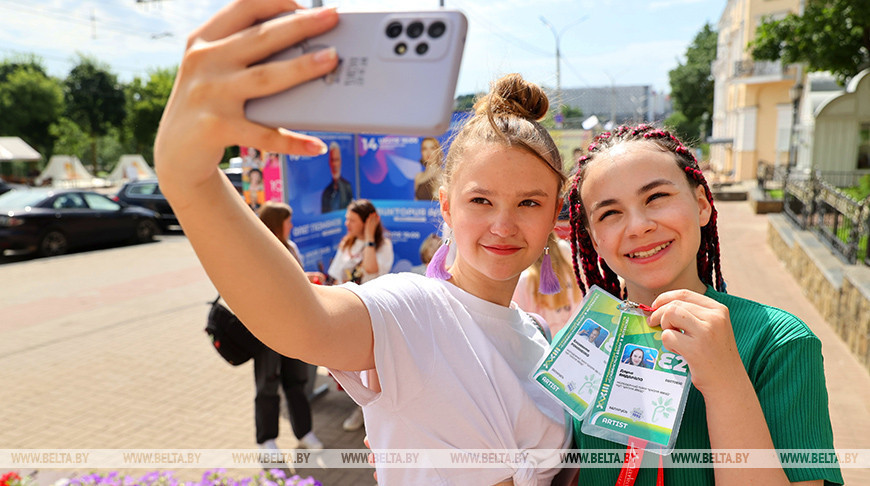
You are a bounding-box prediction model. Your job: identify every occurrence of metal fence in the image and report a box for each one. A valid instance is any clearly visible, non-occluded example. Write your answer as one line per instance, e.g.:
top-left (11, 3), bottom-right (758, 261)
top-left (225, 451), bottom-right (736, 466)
top-left (773, 167), bottom-right (870, 265)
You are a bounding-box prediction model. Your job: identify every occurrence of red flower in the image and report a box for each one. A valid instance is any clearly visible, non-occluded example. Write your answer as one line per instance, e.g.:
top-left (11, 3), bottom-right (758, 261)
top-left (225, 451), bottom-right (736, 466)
top-left (0, 471), bottom-right (21, 486)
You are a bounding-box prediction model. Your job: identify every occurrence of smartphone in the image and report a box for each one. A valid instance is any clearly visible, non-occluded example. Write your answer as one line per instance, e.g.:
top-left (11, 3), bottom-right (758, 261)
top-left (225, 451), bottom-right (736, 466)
top-left (245, 10), bottom-right (468, 136)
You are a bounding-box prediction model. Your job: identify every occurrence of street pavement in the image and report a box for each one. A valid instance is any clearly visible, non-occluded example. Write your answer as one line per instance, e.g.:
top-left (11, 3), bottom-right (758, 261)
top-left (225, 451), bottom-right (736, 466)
top-left (1, 200), bottom-right (868, 485)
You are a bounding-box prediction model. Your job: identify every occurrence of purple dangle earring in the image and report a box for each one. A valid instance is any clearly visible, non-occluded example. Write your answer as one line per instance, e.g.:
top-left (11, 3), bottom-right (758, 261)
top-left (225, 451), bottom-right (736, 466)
top-left (538, 246), bottom-right (561, 295)
top-left (426, 237), bottom-right (452, 280)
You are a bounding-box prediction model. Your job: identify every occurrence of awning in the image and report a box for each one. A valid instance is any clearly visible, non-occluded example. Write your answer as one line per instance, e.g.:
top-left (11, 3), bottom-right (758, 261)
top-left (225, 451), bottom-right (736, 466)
top-left (0, 137), bottom-right (41, 161)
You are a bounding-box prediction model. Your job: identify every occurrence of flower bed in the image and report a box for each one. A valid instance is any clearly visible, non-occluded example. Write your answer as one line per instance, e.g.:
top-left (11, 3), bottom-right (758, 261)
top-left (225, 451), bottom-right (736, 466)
top-left (1, 469), bottom-right (321, 486)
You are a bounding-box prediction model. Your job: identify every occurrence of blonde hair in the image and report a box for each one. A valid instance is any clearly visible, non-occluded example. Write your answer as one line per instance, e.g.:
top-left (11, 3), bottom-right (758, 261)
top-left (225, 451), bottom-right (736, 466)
top-left (525, 232), bottom-right (581, 310)
top-left (442, 73), bottom-right (566, 194)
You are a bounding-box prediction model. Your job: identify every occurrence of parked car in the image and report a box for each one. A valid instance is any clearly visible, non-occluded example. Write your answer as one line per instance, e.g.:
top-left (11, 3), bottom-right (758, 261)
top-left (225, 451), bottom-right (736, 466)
top-left (0, 188), bottom-right (161, 257)
top-left (114, 174), bottom-right (243, 229)
top-left (223, 168), bottom-right (245, 194)
top-left (113, 179), bottom-right (177, 229)
top-left (0, 176), bottom-right (26, 196)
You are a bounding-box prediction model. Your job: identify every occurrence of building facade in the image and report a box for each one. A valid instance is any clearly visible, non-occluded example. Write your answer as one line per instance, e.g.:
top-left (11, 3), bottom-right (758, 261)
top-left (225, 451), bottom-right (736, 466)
top-left (710, 0), bottom-right (802, 180)
top-left (552, 86), bottom-right (672, 127)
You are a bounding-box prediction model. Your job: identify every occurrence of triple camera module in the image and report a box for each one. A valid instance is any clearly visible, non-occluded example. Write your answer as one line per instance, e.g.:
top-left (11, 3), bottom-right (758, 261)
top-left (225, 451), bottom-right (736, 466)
top-left (386, 19), bottom-right (447, 56)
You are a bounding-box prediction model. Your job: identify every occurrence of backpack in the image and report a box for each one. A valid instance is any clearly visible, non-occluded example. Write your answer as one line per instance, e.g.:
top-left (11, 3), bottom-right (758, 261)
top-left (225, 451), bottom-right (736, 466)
top-left (205, 295), bottom-right (265, 366)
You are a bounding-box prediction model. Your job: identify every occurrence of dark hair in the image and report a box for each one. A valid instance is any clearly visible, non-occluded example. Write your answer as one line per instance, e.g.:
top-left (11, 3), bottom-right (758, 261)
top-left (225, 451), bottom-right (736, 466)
top-left (339, 199), bottom-right (385, 251)
top-left (566, 124), bottom-right (725, 298)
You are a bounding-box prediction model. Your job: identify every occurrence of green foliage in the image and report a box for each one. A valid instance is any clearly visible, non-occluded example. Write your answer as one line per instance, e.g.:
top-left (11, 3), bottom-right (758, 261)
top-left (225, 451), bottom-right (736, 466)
top-left (454, 93), bottom-right (477, 112)
top-left (559, 104), bottom-right (584, 129)
top-left (668, 23), bottom-right (717, 139)
top-left (664, 111), bottom-right (695, 143)
top-left (126, 68), bottom-right (176, 165)
top-left (49, 116), bottom-right (90, 159)
top-left (751, 0), bottom-right (870, 84)
top-left (0, 59), bottom-right (64, 157)
top-left (64, 55), bottom-right (127, 171)
top-left (0, 55), bottom-right (47, 82)
top-left (841, 174), bottom-right (870, 201)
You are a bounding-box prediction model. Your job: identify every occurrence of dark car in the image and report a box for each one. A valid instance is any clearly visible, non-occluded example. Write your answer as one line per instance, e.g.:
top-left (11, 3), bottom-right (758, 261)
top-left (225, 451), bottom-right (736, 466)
top-left (223, 169), bottom-right (245, 194)
top-left (0, 188), bottom-right (161, 257)
top-left (0, 176), bottom-right (26, 196)
top-left (113, 179), bottom-right (177, 229)
top-left (114, 174), bottom-right (243, 229)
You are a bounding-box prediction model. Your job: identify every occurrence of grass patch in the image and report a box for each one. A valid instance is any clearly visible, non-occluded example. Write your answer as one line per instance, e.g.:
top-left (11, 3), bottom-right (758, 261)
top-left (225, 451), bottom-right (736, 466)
top-left (765, 189), bottom-right (783, 200)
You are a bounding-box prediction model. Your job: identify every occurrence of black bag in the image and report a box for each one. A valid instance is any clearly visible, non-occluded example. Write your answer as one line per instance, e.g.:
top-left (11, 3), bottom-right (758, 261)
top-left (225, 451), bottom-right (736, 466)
top-left (205, 295), bottom-right (264, 366)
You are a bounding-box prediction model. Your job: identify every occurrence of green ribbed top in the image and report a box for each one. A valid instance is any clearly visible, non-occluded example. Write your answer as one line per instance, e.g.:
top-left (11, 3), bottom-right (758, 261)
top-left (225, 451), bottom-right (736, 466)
top-left (573, 286), bottom-right (844, 485)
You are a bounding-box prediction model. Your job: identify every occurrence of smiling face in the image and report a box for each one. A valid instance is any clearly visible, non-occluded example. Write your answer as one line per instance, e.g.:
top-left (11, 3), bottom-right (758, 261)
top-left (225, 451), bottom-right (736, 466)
top-left (580, 142), bottom-right (711, 304)
top-left (440, 144), bottom-right (561, 305)
top-left (630, 348), bottom-right (645, 366)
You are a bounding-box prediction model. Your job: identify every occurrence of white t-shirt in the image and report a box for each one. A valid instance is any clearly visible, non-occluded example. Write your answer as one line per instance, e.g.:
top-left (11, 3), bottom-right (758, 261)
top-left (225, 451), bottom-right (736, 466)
top-left (330, 273), bottom-right (570, 485)
top-left (327, 238), bottom-right (394, 284)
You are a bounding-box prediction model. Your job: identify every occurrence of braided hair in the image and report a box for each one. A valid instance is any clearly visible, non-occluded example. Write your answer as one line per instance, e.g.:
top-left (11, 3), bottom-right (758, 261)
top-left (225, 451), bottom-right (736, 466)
top-left (566, 124), bottom-right (725, 298)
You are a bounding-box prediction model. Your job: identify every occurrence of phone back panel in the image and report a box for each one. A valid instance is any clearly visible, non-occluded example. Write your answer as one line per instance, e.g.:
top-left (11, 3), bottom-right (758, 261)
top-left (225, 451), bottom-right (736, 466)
top-left (245, 10), bottom-right (467, 136)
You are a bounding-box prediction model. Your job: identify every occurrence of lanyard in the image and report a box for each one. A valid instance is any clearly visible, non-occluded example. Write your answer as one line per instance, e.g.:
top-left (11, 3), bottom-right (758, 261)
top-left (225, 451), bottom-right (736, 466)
top-left (615, 438), bottom-right (663, 486)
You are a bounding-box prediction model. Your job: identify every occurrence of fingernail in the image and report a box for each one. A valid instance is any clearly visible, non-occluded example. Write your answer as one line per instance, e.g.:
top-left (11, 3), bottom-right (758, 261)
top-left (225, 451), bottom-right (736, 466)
top-left (307, 139), bottom-right (328, 155)
top-left (313, 47), bottom-right (337, 64)
top-left (312, 6), bottom-right (337, 18)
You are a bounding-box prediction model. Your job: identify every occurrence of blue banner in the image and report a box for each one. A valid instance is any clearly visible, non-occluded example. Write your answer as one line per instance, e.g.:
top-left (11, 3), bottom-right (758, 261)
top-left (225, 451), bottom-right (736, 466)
top-left (283, 112), bottom-right (470, 273)
top-left (284, 132), bottom-right (357, 218)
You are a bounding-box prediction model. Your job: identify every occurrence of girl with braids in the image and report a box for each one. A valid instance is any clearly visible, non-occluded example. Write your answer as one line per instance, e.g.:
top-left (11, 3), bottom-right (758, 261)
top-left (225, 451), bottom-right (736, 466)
top-left (153, 2), bottom-right (570, 482)
top-left (567, 124), bottom-right (842, 485)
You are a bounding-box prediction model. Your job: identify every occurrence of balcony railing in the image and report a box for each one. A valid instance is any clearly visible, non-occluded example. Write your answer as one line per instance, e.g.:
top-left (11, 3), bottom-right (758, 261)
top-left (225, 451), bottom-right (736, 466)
top-left (733, 59), bottom-right (784, 78)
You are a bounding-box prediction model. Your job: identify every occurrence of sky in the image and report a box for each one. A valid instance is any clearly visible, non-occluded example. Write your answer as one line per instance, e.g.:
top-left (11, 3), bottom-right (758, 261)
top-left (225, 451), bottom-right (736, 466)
top-left (0, 0), bottom-right (727, 97)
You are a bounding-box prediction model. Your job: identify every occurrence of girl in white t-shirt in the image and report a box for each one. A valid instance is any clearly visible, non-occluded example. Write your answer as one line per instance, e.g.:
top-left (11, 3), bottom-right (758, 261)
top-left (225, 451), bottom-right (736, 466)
top-left (153, 3), bottom-right (570, 483)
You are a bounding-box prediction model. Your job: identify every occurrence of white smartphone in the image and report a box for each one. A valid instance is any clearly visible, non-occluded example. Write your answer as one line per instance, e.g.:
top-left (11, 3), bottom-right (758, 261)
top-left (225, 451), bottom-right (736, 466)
top-left (245, 10), bottom-right (468, 136)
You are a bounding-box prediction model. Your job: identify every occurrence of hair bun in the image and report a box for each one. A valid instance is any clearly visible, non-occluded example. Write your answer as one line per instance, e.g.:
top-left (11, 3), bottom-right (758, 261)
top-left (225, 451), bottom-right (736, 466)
top-left (473, 73), bottom-right (550, 122)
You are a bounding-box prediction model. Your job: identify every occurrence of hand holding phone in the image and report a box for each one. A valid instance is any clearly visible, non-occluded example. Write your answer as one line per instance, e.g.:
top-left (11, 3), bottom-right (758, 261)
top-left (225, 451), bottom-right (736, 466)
top-left (156, 4), bottom-right (342, 201)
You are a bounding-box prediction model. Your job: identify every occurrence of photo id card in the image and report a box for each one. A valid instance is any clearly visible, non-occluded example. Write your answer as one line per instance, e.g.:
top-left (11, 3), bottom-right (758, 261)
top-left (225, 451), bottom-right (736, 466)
top-left (532, 286), bottom-right (622, 421)
top-left (581, 307), bottom-right (691, 454)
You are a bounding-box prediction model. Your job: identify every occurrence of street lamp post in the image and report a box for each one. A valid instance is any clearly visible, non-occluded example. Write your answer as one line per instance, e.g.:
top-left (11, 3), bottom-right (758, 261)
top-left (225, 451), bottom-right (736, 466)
top-left (540, 15), bottom-right (588, 123)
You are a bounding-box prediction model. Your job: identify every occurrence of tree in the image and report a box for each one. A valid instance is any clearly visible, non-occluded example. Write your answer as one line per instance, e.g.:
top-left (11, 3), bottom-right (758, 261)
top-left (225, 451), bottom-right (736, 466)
top-left (0, 59), bottom-right (63, 157)
top-left (751, 0), bottom-right (870, 84)
top-left (63, 55), bottom-right (126, 173)
top-left (559, 105), bottom-right (584, 129)
top-left (125, 67), bottom-right (175, 165)
top-left (454, 93), bottom-right (478, 112)
top-left (50, 117), bottom-right (90, 158)
top-left (668, 23), bottom-right (717, 142)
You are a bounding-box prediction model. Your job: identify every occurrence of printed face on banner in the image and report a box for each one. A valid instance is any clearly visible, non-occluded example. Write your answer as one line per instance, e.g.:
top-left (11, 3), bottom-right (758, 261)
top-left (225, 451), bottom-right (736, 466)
top-left (239, 148), bottom-right (284, 211)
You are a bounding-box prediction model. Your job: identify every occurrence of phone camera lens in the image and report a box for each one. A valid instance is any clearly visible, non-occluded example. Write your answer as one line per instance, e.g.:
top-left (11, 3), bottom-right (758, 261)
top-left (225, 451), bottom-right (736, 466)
top-left (428, 21), bottom-right (446, 38)
top-left (394, 42), bottom-right (408, 55)
top-left (415, 42), bottom-right (429, 55)
top-left (386, 21), bottom-right (403, 38)
top-left (407, 21), bottom-right (424, 39)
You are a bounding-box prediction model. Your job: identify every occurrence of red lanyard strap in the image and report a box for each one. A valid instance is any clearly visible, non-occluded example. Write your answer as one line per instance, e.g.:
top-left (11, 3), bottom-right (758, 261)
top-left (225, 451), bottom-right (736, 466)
top-left (615, 438), bottom-right (663, 486)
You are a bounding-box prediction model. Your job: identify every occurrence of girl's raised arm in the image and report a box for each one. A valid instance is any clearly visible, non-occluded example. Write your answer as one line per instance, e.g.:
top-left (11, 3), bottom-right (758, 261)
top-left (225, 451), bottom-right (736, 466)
top-left (154, 0), bottom-right (375, 371)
